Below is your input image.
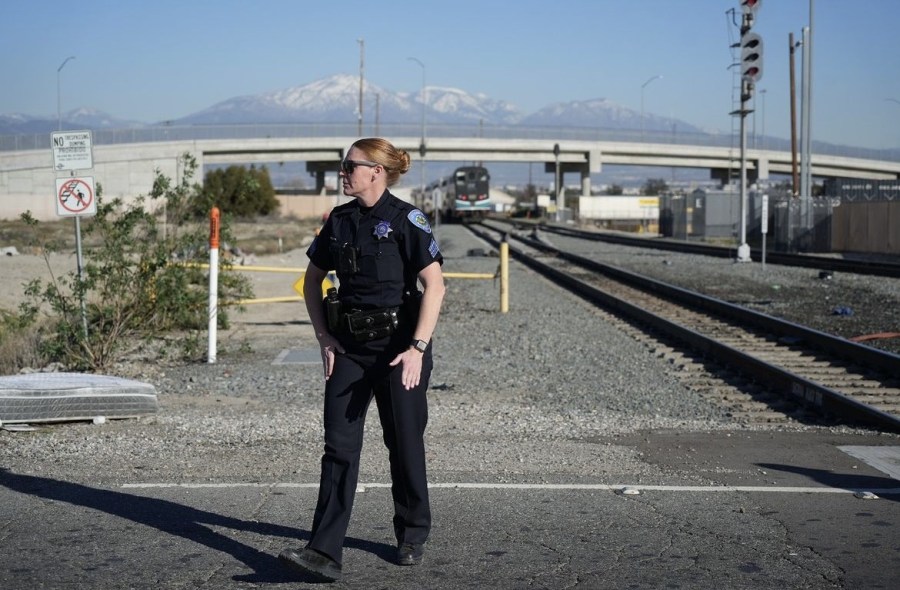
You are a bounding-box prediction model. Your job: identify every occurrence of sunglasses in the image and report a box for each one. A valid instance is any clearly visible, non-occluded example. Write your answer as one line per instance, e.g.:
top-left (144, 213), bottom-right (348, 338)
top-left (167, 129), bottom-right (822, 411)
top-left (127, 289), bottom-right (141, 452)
top-left (341, 159), bottom-right (380, 174)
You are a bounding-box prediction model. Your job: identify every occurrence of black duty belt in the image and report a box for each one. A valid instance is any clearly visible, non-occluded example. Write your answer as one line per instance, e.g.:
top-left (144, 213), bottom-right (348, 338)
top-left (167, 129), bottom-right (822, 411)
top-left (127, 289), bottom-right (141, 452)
top-left (344, 307), bottom-right (399, 342)
top-left (324, 288), bottom-right (407, 342)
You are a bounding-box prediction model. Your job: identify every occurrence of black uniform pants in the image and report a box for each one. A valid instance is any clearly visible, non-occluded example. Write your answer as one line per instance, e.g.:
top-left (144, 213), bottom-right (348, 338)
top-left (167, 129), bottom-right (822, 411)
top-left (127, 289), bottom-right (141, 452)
top-left (307, 345), bottom-right (432, 565)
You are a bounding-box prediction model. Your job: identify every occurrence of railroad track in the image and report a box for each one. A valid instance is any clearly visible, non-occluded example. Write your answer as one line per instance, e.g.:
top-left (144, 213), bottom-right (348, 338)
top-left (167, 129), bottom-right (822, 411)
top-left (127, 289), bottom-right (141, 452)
top-left (469, 222), bottom-right (900, 432)
top-left (488, 217), bottom-right (900, 279)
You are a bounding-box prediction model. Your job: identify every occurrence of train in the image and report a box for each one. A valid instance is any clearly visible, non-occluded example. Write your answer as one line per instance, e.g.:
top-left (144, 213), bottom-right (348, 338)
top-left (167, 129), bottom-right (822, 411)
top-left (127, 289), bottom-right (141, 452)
top-left (415, 166), bottom-right (491, 222)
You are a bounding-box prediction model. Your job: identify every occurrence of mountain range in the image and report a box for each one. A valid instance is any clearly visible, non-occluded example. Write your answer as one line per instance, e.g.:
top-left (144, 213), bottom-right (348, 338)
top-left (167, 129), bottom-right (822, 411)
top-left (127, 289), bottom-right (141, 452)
top-left (1, 74), bottom-right (708, 136)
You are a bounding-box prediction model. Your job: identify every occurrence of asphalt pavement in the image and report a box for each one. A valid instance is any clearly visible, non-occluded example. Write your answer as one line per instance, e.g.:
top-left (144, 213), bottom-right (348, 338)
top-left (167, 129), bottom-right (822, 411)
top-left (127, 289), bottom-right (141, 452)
top-left (2, 430), bottom-right (898, 589)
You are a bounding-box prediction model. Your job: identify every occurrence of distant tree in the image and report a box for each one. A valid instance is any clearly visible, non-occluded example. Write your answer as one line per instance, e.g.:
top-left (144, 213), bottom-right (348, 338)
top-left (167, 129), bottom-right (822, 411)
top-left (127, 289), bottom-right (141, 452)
top-left (641, 178), bottom-right (669, 196)
top-left (506, 184), bottom-right (538, 208)
top-left (521, 183), bottom-right (537, 204)
top-left (606, 184), bottom-right (624, 195)
top-left (197, 165), bottom-right (279, 218)
top-left (767, 180), bottom-right (795, 199)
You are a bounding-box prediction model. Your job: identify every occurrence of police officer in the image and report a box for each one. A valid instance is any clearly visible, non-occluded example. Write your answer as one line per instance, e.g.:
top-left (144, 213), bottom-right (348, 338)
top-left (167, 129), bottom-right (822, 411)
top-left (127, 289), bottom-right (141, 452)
top-left (280, 138), bottom-right (445, 583)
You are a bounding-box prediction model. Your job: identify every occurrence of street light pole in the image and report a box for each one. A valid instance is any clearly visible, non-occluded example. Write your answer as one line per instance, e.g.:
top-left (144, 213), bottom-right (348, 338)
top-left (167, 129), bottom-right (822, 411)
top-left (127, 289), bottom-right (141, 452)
top-left (408, 57), bottom-right (426, 143)
top-left (640, 75), bottom-right (662, 140)
top-left (553, 143), bottom-right (561, 222)
top-left (408, 57), bottom-right (431, 224)
top-left (357, 39), bottom-right (364, 136)
top-left (57, 56), bottom-right (75, 131)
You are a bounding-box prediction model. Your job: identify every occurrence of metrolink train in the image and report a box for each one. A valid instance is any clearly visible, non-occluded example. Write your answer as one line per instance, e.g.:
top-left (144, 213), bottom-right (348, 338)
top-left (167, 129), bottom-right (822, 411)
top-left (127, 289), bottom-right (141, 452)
top-left (415, 166), bottom-right (491, 222)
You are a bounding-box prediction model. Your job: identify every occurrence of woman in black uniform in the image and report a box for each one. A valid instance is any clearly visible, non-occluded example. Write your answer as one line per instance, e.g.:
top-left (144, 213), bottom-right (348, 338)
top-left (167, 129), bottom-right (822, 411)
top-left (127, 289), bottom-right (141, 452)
top-left (280, 138), bottom-right (445, 582)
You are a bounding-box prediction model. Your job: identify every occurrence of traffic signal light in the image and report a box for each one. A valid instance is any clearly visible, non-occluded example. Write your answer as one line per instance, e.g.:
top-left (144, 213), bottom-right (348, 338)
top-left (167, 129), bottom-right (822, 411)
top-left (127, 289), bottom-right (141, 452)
top-left (740, 0), bottom-right (761, 17)
top-left (740, 32), bottom-right (764, 82)
top-left (740, 0), bottom-right (761, 31)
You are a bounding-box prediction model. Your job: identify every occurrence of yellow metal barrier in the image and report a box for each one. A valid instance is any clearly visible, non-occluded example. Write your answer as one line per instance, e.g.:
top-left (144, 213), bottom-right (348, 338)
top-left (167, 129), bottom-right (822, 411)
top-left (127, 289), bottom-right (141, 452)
top-left (443, 272), bottom-right (495, 279)
top-left (189, 243), bottom-right (510, 313)
top-left (181, 262), bottom-right (302, 274)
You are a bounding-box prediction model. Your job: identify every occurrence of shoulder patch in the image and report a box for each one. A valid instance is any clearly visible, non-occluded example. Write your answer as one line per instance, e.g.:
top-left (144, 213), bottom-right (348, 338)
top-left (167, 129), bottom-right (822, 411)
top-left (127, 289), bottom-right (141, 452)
top-left (407, 209), bottom-right (432, 234)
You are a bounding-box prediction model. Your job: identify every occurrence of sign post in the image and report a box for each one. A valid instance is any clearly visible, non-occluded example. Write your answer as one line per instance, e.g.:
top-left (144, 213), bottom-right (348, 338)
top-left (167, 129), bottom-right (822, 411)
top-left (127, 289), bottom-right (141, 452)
top-left (51, 130), bottom-right (93, 171)
top-left (761, 194), bottom-right (769, 271)
top-left (51, 130), bottom-right (94, 338)
top-left (56, 177), bottom-right (96, 217)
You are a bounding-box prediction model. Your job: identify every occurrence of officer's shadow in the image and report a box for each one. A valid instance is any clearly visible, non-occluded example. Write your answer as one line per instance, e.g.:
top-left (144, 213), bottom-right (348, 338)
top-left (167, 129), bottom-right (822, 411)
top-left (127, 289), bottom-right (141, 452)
top-left (0, 468), bottom-right (393, 583)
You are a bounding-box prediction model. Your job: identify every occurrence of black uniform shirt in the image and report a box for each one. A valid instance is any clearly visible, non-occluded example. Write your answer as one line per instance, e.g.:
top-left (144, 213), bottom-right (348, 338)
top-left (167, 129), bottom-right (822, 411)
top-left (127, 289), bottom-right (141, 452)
top-left (307, 190), bottom-right (443, 309)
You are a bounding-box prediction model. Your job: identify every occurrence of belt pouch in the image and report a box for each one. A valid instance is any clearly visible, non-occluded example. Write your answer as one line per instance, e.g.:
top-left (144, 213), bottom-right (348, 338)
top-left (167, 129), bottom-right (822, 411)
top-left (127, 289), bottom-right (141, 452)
top-left (324, 288), bottom-right (341, 333)
top-left (345, 308), bottom-right (399, 342)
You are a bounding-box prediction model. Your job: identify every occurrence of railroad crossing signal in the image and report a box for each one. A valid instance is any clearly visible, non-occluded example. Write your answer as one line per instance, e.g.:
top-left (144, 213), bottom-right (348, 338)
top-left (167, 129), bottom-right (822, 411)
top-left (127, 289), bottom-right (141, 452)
top-left (736, 0), bottom-right (763, 100)
top-left (740, 0), bottom-right (761, 30)
top-left (740, 32), bottom-right (764, 83)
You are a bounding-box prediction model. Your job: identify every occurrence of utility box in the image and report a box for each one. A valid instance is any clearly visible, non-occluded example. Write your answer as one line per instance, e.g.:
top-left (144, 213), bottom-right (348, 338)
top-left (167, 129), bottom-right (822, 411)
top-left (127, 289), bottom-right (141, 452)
top-left (659, 193), bottom-right (694, 239)
top-left (690, 188), bottom-right (740, 239)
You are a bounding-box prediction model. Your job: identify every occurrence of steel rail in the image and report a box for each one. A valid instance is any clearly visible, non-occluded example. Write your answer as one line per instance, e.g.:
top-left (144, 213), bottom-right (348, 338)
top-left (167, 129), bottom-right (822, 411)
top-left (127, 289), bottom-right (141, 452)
top-left (489, 217), bottom-right (900, 278)
top-left (469, 224), bottom-right (900, 432)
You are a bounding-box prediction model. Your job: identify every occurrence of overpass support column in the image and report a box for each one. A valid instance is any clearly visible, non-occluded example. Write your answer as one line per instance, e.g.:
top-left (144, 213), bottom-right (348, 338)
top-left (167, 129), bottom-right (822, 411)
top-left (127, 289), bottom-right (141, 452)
top-left (586, 149), bottom-right (602, 196)
top-left (307, 161), bottom-right (341, 194)
top-left (756, 157), bottom-right (770, 182)
top-left (581, 166), bottom-right (591, 196)
top-left (313, 170), bottom-right (326, 193)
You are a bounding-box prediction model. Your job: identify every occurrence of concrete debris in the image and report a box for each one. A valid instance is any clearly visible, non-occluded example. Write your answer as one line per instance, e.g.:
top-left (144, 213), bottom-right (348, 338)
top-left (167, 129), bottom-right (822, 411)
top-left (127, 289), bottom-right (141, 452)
top-left (853, 491), bottom-right (879, 500)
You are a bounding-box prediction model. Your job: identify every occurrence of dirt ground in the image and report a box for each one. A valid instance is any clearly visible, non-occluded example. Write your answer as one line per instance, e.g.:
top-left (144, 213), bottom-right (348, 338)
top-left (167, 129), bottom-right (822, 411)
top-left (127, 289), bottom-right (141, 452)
top-left (0, 247), bottom-right (317, 347)
top-left (0, 214), bottom-right (323, 343)
top-left (1, 251), bottom-right (81, 311)
top-left (214, 247), bottom-right (316, 345)
top-left (0, 216), bottom-right (321, 311)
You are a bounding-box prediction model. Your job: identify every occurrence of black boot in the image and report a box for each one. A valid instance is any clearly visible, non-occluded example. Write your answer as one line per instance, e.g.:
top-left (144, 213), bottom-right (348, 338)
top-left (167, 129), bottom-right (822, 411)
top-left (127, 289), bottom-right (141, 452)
top-left (279, 547), bottom-right (342, 582)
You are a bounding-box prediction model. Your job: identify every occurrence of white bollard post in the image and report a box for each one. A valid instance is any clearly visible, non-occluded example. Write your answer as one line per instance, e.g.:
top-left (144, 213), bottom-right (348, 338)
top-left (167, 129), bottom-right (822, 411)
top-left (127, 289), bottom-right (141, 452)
top-left (208, 207), bottom-right (220, 364)
top-left (500, 237), bottom-right (509, 313)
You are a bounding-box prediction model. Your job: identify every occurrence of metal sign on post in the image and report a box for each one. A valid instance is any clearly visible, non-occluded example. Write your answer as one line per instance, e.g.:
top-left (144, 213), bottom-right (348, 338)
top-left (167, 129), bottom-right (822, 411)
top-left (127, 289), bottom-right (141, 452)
top-left (51, 130), bottom-right (93, 171)
top-left (51, 129), bottom-right (94, 339)
top-left (55, 177), bottom-right (97, 217)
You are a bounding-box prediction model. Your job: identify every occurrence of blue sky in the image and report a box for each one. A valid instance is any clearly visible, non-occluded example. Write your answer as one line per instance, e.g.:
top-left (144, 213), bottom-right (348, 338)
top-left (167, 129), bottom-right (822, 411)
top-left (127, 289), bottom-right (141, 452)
top-left (2, 0), bottom-right (899, 149)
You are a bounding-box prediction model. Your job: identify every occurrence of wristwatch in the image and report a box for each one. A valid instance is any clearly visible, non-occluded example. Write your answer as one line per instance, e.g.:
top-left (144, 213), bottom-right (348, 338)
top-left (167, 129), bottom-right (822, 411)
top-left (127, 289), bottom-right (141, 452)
top-left (411, 339), bottom-right (428, 353)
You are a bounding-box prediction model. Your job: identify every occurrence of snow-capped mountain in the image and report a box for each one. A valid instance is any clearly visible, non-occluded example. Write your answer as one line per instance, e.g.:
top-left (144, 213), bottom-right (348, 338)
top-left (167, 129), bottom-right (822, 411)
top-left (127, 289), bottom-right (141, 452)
top-left (170, 74), bottom-right (523, 126)
top-left (0, 108), bottom-right (143, 135)
top-left (66, 107), bottom-right (145, 129)
top-left (175, 74), bottom-right (385, 124)
top-left (1, 73), bottom-right (695, 134)
top-left (417, 85), bottom-right (521, 125)
top-left (520, 97), bottom-right (705, 134)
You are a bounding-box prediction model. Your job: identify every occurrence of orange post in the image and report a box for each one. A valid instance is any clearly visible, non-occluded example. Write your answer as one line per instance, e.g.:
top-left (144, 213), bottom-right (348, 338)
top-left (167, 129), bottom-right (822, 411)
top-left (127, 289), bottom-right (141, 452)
top-left (209, 207), bottom-right (220, 249)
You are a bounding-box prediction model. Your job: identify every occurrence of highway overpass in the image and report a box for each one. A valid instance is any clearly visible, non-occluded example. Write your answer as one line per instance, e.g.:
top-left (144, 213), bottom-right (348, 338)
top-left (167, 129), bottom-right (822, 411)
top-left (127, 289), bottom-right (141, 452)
top-left (2, 127), bottom-right (899, 220)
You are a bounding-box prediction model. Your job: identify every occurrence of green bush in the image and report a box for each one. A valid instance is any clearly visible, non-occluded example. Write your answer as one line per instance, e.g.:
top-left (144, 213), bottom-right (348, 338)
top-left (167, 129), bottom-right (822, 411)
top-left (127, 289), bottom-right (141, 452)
top-left (641, 178), bottom-right (669, 196)
top-left (197, 164), bottom-right (279, 218)
top-left (0, 308), bottom-right (47, 374)
top-left (16, 153), bottom-right (253, 371)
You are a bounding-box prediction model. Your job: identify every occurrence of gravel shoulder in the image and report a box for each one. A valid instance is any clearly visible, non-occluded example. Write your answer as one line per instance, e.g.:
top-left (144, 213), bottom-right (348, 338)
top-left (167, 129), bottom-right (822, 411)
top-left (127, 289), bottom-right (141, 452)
top-left (548, 231), bottom-right (900, 355)
top-left (1, 225), bottom-right (897, 490)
